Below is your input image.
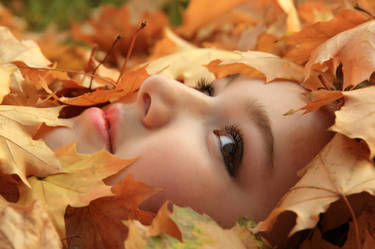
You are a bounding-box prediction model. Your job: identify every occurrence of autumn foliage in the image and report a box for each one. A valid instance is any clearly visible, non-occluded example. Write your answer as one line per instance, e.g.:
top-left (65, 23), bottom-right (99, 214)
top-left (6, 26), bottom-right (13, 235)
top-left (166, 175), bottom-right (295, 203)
top-left (1, 0), bottom-right (375, 248)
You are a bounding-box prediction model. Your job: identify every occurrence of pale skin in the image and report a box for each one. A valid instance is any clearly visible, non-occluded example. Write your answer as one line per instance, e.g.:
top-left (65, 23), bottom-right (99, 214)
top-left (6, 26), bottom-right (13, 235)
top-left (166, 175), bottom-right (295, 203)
top-left (40, 74), bottom-right (333, 227)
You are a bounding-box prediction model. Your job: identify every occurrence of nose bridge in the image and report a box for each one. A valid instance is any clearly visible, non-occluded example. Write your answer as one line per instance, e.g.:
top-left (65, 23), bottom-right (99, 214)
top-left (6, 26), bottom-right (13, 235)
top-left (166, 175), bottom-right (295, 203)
top-left (138, 75), bottom-right (211, 128)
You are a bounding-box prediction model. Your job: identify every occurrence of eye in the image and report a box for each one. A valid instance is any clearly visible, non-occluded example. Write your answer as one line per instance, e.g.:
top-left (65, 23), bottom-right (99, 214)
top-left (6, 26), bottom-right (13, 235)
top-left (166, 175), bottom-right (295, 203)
top-left (214, 125), bottom-right (243, 177)
top-left (194, 78), bottom-right (214, 96)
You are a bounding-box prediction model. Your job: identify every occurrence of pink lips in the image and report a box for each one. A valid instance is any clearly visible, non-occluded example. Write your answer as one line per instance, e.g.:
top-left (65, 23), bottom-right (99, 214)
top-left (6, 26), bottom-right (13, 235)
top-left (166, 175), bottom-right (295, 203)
top-left (85, 107), bottom-right (112, 152)
top-left (105, 104), bottom-right (121, 153)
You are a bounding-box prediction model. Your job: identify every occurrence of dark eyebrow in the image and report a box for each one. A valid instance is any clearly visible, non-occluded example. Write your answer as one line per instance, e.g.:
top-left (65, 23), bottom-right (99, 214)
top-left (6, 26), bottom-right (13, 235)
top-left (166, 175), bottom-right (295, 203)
top-left (246, 100), bottom-right (274, 168)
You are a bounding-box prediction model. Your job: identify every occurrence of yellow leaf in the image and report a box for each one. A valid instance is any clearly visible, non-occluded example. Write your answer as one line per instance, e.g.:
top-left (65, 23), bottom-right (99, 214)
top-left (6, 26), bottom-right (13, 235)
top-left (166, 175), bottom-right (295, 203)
top-left (0, 197), bottom-right (62, 249)
top-left (276, 0), bottom-right (301, 33)
top-left (255, 134), bottom-right (375, 236)
top-left (0, 106), bottom-right (69, 186)
top-left (0, 66), bottom-right (12, 103)
top-left (18, 143), bottom-right (135, 237)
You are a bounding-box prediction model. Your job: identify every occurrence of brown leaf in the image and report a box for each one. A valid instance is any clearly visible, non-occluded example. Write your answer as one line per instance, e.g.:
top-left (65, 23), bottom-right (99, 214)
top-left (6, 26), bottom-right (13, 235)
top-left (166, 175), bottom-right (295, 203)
top-left (297, 90), bottom-right (343, 114)
top-left (254, 134), bottom-right (375, 236)
top-left (64, 174), bottom-right (160, 249)
top-left (149, 201), bottom-right (182, 240)
top-left (0, 197), bottom-right (62, 249)
top-left (18, 143), bottom-right (135, 237)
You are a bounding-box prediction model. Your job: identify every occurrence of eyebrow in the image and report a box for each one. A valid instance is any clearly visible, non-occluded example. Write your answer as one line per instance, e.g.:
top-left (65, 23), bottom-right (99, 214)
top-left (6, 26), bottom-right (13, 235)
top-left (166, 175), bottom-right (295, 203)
top-left (246, 100), bottom-right (274, 168)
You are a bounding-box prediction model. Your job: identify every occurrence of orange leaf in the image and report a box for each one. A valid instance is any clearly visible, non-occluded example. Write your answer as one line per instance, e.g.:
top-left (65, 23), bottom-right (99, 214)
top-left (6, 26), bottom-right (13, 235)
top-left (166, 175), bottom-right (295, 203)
top-left (305, 20), bottom-right (375, 89)
top-left (298, 90), bottom-right (343, 114)
top-left (149, 201), bottom-right (182, 240)
top-left (64, 174), bottom-right (160, 249)
top-left (284, 9), bottom-right (369, 65)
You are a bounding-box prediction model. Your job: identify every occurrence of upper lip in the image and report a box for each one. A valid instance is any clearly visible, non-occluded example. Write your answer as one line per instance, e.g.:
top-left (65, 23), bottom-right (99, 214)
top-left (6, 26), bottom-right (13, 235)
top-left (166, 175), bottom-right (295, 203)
top-left (104, 112), bottom-right (113, 153)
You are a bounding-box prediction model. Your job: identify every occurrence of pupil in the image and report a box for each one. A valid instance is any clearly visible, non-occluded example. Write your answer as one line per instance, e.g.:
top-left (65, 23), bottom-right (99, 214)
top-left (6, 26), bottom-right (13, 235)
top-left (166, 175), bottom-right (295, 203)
top-left (223, 143), bottom-right (235, 156)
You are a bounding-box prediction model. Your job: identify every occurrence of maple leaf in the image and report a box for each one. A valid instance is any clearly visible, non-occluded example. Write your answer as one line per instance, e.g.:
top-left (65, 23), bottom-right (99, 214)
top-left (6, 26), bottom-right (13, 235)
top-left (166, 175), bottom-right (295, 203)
top-left (125, 205), bottom-right (268, 249)
top-left (176, 0), bottom-right (249, 38)
top-left (0, 196), bottom-right (62, 249)
top-left (0, 174), bottom-right (19, 202)
top-left (284, 9), bottom-right (369, 65)
top-left (17, 143), bottom-right (136, 237)
top-left (64, 174), bottom-right (159, 249)
top-left (331, 86), bottom-right (375, 159)
top-left (254, 134), bottom-right (375, 237)
top-left (305, 19), bottom-right (375, 90)
top-left (0, 105), bottom-right (70, 186)
top-left (0, 66), bottom-right (12, 103)
top-left (296, 90), bottom-right (343, 114)
top-left (207, 50), bottom-right (306, 83)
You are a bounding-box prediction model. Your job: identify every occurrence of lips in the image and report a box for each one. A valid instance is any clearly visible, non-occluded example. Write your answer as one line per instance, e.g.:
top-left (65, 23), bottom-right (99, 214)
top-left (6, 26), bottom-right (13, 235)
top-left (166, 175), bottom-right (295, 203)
top-left (85, 107), bottom-right (113, 153)
top-left (105, 104), bottom-right (121, 153)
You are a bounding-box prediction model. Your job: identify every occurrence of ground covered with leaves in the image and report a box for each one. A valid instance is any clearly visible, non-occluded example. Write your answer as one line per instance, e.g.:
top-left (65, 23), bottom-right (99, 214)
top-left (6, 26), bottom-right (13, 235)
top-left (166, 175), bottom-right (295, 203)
top-left (1, 0), bottom-right (375, 248)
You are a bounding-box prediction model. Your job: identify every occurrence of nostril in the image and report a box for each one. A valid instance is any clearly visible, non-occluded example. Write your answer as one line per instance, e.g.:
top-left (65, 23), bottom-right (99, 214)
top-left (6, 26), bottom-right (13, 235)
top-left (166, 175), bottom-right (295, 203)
top-left (143, 93), bottom-right (151, 117)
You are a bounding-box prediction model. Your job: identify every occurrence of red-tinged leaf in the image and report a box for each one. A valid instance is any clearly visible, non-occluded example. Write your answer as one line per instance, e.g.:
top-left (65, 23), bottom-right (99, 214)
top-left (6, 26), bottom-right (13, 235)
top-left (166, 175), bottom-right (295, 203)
top-left (298, 90), bottom-right (343, 114)
top-left (64, 174), bottom-right (160, 249)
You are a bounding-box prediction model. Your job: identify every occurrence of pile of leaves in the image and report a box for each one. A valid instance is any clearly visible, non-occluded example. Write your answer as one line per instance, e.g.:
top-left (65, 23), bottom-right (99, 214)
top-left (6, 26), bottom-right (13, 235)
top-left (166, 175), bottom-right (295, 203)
top-left (1, 0), bottom-right (375, 248)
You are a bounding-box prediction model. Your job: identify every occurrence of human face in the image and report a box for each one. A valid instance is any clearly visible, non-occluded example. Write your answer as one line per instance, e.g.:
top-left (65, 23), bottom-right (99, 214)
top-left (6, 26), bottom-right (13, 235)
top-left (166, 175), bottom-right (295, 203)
top-left (42, 75), bottom-right (333, 227)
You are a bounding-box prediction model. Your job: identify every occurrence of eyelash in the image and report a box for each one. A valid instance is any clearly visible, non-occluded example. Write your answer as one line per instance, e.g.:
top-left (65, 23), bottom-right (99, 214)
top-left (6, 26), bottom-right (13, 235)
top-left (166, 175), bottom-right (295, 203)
top-left (194, 78), bottom-right (243, 177)
top-left (195, 78), bottom-right (214, 96)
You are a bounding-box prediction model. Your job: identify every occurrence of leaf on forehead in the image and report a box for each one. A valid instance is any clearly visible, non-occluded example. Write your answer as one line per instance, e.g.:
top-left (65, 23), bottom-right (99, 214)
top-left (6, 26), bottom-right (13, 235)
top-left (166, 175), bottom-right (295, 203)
top-left (0, 197), bottom-right (62, 249)
top-left (305, 20), bottom-right (375, 90)
top-left (208, 51), bottom-right (305, 83)
top-left (284, 9), bottom-right (369, 65)
top-left (125, 205), bottom-right (268, 249)
top-left (64, 174), bottom-right (159, 249)
top-left (331, 86), bottom-right (375, 159)
top-left (17, 143), bottom-right (136, 238)
top-left (146, 48), bottom-right (240, 87)
top-left (297, 90), bottom-right (343, 114)
top-left (58, 66), bottom-right (149, 106)
top-left (0, 105), bottom-right (69, 186)
top-left (254, 134), bottom-right (375, 236)
top-left (176, 0), bottom-right (249, 38)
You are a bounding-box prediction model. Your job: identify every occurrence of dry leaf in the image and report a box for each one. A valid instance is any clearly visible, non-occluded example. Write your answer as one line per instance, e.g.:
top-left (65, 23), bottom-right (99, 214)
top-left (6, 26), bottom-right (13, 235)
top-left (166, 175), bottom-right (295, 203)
top-left (64, 174), bottom-right (159, 249)
top-left (0, 197), bottom-right (62, 249)
top-left (255, 134), bottom-right (375, 236)
top-left (284, 9), bottom-right (369, 65)
top-left (276, 0), bottom-right (301, 33)
top-left (17, 143), bottom-right (135, 237)
top-left (297, 90), bottom-right (343, 114)
top-left (0, 105), bottom-right (69, 186)
top-left (331, 86), bottom-right (375, 159)
top-left (305, 20), bottom-right (375, 89)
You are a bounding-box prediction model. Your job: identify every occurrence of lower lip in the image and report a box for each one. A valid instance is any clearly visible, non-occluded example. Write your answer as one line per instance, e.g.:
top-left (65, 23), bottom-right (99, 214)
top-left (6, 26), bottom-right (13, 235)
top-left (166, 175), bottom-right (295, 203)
top-left (85, 107), bottom-right (111, 151)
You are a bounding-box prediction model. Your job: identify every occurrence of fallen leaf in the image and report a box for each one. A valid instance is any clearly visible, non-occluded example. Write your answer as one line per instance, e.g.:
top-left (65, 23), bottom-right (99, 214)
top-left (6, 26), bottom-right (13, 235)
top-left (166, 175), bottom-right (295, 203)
top-left (297, 90), bottom-right (343, 114)
top-left (64, 174), bottom-right (159, 249)
top-left (0, 26), bottom-right (50, 67)
top-left (125, 205), bottom-right (268, 249)
top-left (276, 0), bottom-right (301, 33)
top-left (0, 65), bottom-right (12, 103)
top-left (0, 105), bottom-right (69, 186)
top-left (0, 197), bottom-right (62, 249)
top-left (254, 134), bottom-right (375, 236)
top-left (176, 0), bottom-right (248, 38)
top-left (284, 9), bottom-right (369, 65)
top-left (305, 19), bottom-right (375, 89)
top-left (149, 201), bottom-right (181, 240)
top-left (17, 143), bottom-right (135, 237)
top-left (0, 174), bottom-right (19, 202)
top-left (297, 1), bottom-right (334, 24)
top-left (331, 86), bottom-right (375, 159)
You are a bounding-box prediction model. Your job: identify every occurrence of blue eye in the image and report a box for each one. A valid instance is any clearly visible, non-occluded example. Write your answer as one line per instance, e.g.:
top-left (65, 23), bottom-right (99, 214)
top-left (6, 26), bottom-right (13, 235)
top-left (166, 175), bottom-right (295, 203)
top-left (214, 125), bottom-right (243, 177)
top-left (195, 78), bottom-right (214, 96)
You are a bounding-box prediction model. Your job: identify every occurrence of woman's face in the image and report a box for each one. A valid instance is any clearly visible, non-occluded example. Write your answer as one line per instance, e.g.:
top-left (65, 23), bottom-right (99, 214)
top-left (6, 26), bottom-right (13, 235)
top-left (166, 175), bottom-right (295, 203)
top-left (42, 75), bottom-right (332, 227)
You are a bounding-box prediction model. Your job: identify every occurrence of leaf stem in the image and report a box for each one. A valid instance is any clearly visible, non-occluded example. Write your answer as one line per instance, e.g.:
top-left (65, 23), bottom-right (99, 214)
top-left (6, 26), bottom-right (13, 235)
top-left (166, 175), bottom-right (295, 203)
top-left (341, 194), bottom-right (361, 249)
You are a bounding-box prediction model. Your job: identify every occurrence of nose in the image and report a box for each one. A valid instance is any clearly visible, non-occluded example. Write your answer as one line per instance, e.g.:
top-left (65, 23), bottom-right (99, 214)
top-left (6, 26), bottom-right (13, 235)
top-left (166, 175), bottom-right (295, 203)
top-left (136, 74), bottom-right (210, 129)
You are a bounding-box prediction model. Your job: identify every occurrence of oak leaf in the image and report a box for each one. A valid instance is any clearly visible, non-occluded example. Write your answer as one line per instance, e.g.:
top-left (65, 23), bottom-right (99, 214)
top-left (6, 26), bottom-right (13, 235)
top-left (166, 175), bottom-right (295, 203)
top-left (0, 197), bottom-right (62, 249)
top-left (254, 134), bottom-right (375, 236)
top-left (0, 105), bottom-right (69, 186)
top-left (17, 143), bottom-right (136, 237)
top-left (64, 174), bottom-right (159, 249)
top-left (305, 19), bottom-right (375, 90)
top-left (331, 86), bottom-right (375, 159)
